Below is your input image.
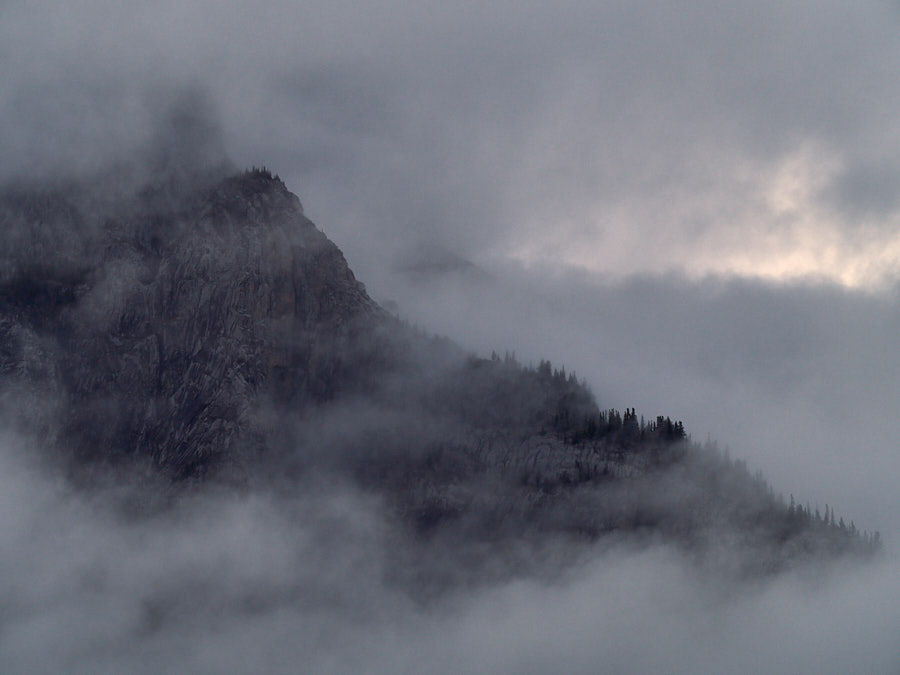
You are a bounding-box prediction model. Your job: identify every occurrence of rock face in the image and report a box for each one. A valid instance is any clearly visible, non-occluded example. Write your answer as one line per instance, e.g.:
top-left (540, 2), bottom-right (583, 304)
top-left (0, 169), bottom-right (383, 475)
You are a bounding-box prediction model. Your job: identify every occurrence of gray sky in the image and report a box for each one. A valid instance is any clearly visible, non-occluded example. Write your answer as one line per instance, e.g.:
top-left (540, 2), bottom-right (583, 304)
top-left (2, 2), bottom-right (900, 672)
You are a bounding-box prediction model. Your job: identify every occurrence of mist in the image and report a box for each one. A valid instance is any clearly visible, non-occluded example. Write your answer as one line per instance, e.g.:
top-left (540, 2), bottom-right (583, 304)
top-left (2, 0), bottom-right (900, 672)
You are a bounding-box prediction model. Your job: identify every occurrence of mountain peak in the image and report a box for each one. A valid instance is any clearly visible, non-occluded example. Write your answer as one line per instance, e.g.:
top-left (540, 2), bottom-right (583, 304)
top-left (215, 167), bottom-right (297, 206)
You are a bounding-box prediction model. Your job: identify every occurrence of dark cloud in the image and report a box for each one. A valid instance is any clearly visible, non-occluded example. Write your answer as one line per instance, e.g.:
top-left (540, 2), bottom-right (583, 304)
top-left (826, 155), bottom-right (900, 221)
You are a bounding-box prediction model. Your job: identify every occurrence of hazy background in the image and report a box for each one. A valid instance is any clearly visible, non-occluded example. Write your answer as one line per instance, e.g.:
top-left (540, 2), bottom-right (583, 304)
top-left (2, 1), bottom-right (900, 672)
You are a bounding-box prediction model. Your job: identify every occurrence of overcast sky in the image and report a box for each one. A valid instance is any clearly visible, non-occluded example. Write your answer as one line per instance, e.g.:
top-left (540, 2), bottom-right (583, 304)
top-left (2, 2), bottom-right (900, 672)
top-left (4, 1), bottom-right (900, 286)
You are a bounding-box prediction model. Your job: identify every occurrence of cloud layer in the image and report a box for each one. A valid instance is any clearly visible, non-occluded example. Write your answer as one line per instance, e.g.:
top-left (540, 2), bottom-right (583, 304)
top-left (4, 1), bottom-right (900, 285)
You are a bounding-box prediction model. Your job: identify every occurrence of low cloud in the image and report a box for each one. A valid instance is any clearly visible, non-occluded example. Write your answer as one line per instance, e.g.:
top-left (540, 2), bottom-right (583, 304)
top-left (0, 427), bottom-right (897, 674)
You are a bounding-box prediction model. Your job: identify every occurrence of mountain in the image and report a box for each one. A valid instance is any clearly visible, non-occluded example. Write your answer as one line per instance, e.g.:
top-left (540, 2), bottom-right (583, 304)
top-left (0, 167), bottom-right (879, 579)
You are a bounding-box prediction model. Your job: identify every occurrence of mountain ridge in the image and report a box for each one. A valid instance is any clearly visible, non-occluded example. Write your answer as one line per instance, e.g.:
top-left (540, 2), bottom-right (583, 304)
top-left (0, 167), bottom-right (879, 575)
